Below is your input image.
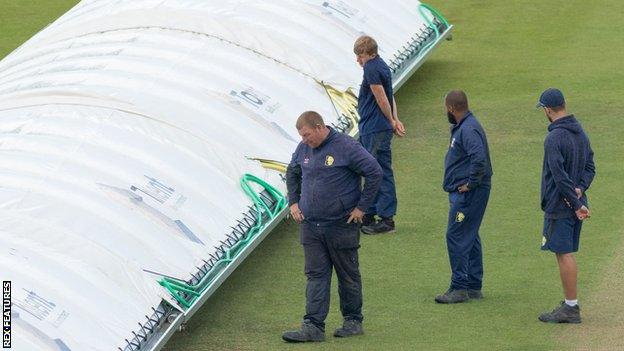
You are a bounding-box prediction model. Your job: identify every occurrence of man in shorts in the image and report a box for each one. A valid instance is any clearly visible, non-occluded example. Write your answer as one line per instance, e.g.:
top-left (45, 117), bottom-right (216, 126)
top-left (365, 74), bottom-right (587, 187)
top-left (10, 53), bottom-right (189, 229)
top-left (536, 88), bottom-right (595, 323)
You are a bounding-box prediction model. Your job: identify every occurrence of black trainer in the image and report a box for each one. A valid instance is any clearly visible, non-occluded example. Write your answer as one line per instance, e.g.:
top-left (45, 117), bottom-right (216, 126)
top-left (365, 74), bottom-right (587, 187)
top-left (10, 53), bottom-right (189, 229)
top-left (538, 301), bottom-right (581, 323)
top-left (435, 289), bottom-right (469, 304)
top-left (333, 319), bottom-right (363, 338)
top-left (362, 214), bottom-right (376, 227)
top-left (467, 289), bottom-right (483, 299)
top-left (362, 217), bottom-right (395, 235)
top-left (282, 320), bottom-right (325, 342)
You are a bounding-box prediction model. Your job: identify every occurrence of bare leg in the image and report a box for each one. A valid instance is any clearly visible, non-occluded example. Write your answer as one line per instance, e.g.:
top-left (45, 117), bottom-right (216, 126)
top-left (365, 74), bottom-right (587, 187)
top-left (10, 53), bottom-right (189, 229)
top-left (556, 253), bottom-right (577, 300)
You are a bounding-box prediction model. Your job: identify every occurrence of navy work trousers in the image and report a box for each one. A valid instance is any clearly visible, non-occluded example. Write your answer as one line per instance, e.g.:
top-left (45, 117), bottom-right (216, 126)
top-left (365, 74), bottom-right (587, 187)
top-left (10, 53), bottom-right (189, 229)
top-left (301, 220), bottom-right (362, 330)
top-left (360, 130), bottom-right (397, 218)
top-left (446, 185), bottom-right (490, 290)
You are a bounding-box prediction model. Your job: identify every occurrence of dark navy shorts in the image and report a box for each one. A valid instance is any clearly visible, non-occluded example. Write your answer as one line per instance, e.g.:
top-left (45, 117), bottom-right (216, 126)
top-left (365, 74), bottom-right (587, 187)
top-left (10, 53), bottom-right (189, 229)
top-left (541, 217), bottom-right (583, 254)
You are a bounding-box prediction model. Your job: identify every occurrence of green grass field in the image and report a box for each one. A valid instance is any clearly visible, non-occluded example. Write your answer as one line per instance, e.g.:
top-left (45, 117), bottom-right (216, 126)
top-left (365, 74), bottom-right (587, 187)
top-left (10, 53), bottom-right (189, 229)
top-left (2, 1), bottom-right (623, 350)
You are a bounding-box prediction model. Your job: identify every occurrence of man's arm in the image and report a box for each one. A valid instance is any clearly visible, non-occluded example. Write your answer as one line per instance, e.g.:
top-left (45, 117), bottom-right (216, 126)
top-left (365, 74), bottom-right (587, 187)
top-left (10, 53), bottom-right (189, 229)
top-left (286, 145), bottom-right (304, 222)
top-left (392, 97), bottom-right (398, 120)
top-left (286, 148), bottom-right (302, 206)
top-left (347, 139), bottom-right (383, 212)
top-left (545, 136), bottom-right (583, 211)
top-left (392, 97), bottom-right (406, 136)
top-left (371, 85), bottom-right (405, 137)
top-left (578, 142), bottom-right (595, 192)
top-left (370, 84), bottom-right (395, 125)
top-left (462, 129), bottom-right (488, 191)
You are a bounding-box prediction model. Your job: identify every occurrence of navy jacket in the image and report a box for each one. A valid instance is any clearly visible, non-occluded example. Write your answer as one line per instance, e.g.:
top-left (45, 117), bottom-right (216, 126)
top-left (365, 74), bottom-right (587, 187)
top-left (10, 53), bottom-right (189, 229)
top-left (286, 128), bottom-right (382, 223)
top-left (541, 115), bottom-right (595, 219)
top-left (443, 111), bottom-right (493, 192)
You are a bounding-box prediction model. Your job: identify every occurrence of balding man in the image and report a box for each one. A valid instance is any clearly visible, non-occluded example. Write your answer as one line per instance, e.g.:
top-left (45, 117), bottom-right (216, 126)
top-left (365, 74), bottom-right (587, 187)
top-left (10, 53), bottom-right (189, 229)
top-left (435, 90), bottom-right (493, 304)
top-left (282, 111), bottom-right (382, 342)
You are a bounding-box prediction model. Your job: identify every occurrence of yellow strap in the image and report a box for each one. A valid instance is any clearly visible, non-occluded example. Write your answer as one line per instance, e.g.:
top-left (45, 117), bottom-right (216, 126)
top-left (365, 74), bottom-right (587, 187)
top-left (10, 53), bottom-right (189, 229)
top-left (319, 82), bottom-right (360, 137)
top-left (248, 157), bottom-right (288, 173)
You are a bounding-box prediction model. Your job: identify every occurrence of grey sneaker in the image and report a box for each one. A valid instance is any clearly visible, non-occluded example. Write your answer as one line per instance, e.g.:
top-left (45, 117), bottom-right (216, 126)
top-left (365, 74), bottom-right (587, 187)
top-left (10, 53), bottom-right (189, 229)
top-left (435, 289), bottom-right (469, 304)
top-left (467, 289), bottom-right (483, 299)
top-left (538, 301), bottom-right (581, 323)
top-left (282, 320), bottom-right (325, 342)
top-left (362, 217), bottom-right (395, 235)
top-left (333, 319), bottom-right (363, 338)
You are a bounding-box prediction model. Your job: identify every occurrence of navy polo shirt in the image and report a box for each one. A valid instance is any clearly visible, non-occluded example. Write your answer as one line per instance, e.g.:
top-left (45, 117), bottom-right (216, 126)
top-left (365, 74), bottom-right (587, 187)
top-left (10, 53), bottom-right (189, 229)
top-left (357, 56), bottom-right (394, 136)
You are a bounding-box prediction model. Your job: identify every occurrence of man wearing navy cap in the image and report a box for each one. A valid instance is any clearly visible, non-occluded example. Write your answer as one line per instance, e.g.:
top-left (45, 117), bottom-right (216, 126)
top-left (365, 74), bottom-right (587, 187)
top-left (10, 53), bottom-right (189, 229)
top-left (536, 88), bottom-right (595, 323)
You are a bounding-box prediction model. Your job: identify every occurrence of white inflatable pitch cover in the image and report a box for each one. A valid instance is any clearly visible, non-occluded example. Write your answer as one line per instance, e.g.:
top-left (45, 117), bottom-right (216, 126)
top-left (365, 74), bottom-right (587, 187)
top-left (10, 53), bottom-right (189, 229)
top-left (0, 1), bottom-right (452, 350)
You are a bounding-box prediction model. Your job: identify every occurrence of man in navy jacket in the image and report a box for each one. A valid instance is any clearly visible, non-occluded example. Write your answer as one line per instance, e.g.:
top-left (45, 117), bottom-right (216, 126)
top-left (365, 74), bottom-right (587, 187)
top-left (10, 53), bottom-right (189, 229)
top-left (282, 111), bottom-right (382, 342)
top-left (436, 90), bottom-right (493, 304)
top-left (536, 88), bottom-right (594, 324)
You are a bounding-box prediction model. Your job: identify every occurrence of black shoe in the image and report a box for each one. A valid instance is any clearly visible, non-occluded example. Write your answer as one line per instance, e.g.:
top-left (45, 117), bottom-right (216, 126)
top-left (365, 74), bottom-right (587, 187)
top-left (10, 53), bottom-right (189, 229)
top-left (282, 320), bottom-right (325, 342)
top-left (333, 319), bottom-right (363, 338)
top-left (467, 289), bottom-right (483, 299)
top-left (362, 214), bottom-right (375, 227)
top-left (538, 301), bottom-right (581, 323)
top-left (435, 289), bottom-right (469, 304)
top-left (362, 217), bottom-right (395, 235)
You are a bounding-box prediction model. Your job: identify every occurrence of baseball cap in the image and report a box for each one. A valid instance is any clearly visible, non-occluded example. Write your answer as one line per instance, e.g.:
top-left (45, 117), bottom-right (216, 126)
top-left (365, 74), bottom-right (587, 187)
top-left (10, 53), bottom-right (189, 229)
top-left (536, 88), bottom-right (565, 108)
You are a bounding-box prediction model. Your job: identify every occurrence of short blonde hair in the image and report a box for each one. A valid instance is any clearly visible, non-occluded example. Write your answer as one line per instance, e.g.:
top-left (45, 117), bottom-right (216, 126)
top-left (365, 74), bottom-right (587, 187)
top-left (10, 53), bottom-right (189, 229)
top-left (353, 35), bottom-right (378, 56)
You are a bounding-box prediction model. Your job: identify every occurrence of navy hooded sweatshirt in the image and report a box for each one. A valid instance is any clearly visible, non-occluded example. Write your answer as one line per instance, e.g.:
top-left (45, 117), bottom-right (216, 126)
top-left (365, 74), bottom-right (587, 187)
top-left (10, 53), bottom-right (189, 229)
top-left (541, 115), bottom-right (595, 219)
top-left (286, 128), bottom-right (382, 223)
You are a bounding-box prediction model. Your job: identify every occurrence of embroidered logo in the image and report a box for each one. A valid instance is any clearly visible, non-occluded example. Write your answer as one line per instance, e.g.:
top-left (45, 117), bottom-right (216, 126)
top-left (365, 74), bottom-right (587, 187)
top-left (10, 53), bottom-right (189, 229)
top-left (455, 211), bottom-right (465, 222)
top-left (303, 157), bottom-right (309, 165)
top-left (450, 137), bottom-right (456, 148)
top-left (325, 155), bottom-right (334, 166)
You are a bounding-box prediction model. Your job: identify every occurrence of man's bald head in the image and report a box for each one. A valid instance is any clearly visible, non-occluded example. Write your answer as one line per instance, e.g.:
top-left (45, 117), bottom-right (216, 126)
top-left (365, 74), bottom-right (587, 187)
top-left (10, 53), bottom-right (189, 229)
top-left (296, 111), bottom-right (324, 130)
top-left (445, 90), bottom-right (469, 113)
top-left (296, 111), bottom-right (329, 148)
